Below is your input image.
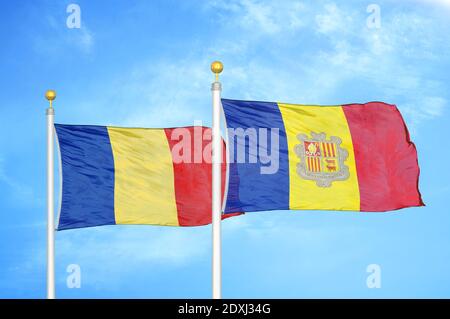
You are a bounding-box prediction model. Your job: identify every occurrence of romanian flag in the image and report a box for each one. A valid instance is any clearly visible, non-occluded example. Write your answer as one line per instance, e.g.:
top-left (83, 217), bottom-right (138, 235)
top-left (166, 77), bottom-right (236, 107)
top-left (222, 99), bottom-right (424, 213)
top-left (55, 125), bottom-right (239, 230)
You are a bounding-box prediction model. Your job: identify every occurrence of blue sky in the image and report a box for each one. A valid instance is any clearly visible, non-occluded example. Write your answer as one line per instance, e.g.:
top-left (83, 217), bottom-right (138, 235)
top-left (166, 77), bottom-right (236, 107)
top-left (1, 0), bottom-right (450, 298)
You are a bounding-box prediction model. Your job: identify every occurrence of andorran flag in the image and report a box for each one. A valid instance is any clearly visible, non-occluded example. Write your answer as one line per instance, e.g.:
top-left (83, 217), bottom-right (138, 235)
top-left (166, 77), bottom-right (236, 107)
top-left (55, 125), bottom-right (240, 230)
top-left (222, 99), bottom-right (424, 213)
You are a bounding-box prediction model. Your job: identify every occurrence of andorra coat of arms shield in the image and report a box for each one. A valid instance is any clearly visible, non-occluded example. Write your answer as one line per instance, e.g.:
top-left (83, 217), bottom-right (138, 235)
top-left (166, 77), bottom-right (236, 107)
top-left (294, 132), bottom-right (350, 187)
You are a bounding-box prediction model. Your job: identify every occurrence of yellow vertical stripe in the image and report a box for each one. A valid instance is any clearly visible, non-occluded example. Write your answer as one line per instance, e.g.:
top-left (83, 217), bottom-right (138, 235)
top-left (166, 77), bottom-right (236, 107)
top-left (107, 127), bottom-right (179, 226)
top-left (278, 104), bottom-right (360, 211)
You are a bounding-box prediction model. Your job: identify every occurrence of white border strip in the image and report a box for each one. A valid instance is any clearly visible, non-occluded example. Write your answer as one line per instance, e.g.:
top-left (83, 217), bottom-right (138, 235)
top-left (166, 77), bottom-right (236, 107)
top-left (220, 100), bottom-right (230, 214)
top-left (54, 127), bottom-right (63, 231)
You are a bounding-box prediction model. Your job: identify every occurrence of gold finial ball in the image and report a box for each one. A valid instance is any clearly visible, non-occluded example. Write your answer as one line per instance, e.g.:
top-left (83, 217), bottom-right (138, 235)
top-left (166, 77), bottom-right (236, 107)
top-left (45, 90), bottom-right (57, 101)
top-left (211, 61), bottom-right (223, 74)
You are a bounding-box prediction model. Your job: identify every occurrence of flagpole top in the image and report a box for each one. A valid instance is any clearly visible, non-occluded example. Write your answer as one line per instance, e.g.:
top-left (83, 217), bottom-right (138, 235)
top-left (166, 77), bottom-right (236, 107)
top-left (45, 90), bottom-right (56, 102)
top-left (211, 61), bottom-right (223, 82)
top-left (45, 90), bottom-right (56, 109)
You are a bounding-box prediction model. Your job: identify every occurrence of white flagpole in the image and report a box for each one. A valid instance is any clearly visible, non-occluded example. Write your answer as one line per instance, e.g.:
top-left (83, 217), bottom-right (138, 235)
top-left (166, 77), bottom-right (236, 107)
top-left (211, 61), bottom-right (223, 299)
top-left (45, 90), bottom-right (56, 299)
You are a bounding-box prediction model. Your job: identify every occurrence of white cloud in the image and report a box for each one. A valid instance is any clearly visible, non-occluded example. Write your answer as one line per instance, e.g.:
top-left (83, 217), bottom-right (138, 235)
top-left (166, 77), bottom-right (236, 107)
top-left (213, 3), bottom-right (443, 106)
top-left (424, 97), bottom-right (447, 117)
top-left (315, 3), bottom-right (352, 35)
top-left (206, 0), bottom-right (306, 36)
top-left (52, 217), bottom-right (249, 288)
top-left (418, 0), bottom-right (450, 8)
top-left (118, 58), bottom-right (213, 127)
top-left (75, 27), bottom-right (94, 53)
top-left (94, 1), bottom-right (447, 130)
top-left (32, 14), bottom-right (94, 56)
top-left (402, 96), bottom-right (447, 128)
top-left (310, 3), bottom-right (448, 125)
top-left (56, 226), bottom-right (210, 268)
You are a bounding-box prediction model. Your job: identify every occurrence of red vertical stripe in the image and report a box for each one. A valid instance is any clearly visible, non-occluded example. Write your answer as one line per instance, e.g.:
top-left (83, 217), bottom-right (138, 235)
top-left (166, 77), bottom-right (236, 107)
top-left (164, 127), bottom-right (241, 226)
top-left (322, 142), bottom-right (327, 157)
top-left (307, 157), bottom-right (311, 171)
top-left (331, 143), bottom-right (336, 157)
top-left (342, 103), bottom-right (424, 211)
top-left (326, 143), bottom-right (331, 158)
top-left (317, 158), bottom-right (321, 172)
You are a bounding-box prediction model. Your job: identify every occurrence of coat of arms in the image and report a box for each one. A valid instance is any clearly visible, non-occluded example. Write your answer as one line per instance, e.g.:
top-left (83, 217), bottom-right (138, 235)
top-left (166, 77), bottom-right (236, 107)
top-left (294, 132), bottom-right (349, 187)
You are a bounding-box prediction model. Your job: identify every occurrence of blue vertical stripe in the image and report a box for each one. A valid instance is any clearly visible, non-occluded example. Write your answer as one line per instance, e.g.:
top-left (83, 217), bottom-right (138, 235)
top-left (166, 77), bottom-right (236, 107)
top-left (55, 124), bottom-right (116, 230)
top-left (222, 99), bottom-right (289, 213)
